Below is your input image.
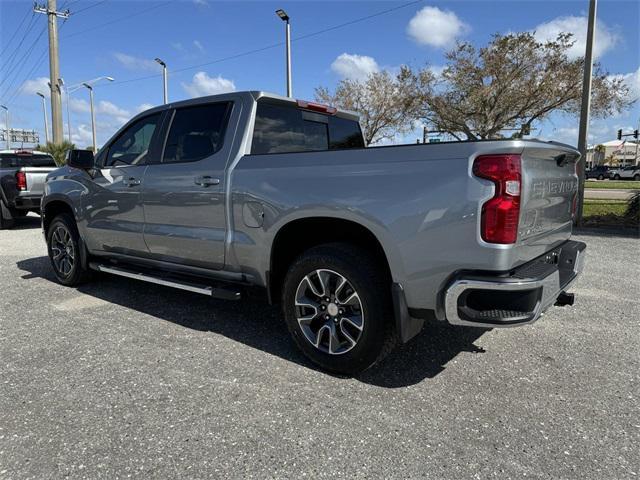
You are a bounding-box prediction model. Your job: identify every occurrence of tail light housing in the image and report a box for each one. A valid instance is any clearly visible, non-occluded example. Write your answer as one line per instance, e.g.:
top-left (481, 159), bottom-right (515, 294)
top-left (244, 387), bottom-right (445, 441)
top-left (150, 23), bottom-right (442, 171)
top-left (473, 154), bottom-right (521, 244)
top-left (15, 171), bottom-right (27, 191)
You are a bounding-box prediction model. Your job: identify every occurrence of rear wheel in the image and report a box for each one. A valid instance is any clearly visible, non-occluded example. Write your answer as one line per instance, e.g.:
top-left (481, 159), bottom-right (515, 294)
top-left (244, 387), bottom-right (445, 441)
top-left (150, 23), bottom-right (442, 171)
top-left (614, 174), bottom-right (621, 180)
top-left (46, 213), bottom-right (91, 286)
top-left (0, 200), bottom-right (15, 230)
top-left (598, 174), bottom-right (604, 180)
top-left (634, 174), bottom-right (640, 181)
top-left (282, 243), bottom-right (396, 375)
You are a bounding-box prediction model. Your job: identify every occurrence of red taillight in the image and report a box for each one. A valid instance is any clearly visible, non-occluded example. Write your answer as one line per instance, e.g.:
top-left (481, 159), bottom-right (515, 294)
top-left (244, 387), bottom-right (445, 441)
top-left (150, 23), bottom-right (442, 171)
top-left (473, 154), bottom-right (522, 244)
top-left (296, 99), bottom-right (337, 115)
top-left (15, 171), bottom-right (27, 191)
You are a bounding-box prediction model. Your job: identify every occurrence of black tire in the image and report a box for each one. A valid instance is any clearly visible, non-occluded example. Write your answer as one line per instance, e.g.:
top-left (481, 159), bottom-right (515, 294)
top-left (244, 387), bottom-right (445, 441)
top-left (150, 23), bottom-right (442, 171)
top-left (634, 174), bottom-right (640, 181)
top-left (598, 174), bottom-right (604, 180)
top-left (46, 213), bottom-right (92, 286)
top-left (282, 243), bottom-right (396, 375)
top-left (614, 174), bottom-right (621, 180)
top-left (0, 200), bottom-right (15, 230)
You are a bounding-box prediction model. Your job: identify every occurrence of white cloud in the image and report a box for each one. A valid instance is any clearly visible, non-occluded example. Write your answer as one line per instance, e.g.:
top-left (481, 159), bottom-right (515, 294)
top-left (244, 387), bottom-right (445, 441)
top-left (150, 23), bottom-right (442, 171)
top-left (97, 100), bottom-right (130, 118)
top-left (70, 124), bottom-right (94, 148)
top-left (181, 72), bottom-right (236, 98)
top-left (609, 67), bottom-right (640, 102)
top-left (533, 15), bottom-right (619, 60)
top-left (113, 52), bottom-right (161, 71)
top-left (331, 53), bottom-right (379, 81)
top-left (193, 40), bottom-right (205, 54)
top-left (19, 77), bottom-right (51, 97)
top-left (407, 6), bottom-right (469, 48)
top-left (135, 103), bottom-right (156, 114)
top-left (69, 97), bottom-right (90, 114)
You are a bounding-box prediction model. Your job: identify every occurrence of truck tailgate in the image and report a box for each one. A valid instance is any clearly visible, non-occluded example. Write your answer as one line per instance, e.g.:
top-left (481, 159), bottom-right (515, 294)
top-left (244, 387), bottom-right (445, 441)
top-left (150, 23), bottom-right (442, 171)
top-left (519, 144), bottom-right (580, 244)
top-left (19, 167), bottom-right (58, 197)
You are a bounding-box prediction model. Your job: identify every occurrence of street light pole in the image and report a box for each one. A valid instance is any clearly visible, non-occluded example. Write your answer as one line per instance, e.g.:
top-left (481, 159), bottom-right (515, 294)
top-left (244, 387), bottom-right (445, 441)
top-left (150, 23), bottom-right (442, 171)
top-left (59, 77), bottom-right (72, 142)
top-left (575, 0), bottom-right (597, 226)
top-left (83, 83), bottom-right (97, 154)
top-left (80, 76), bottom-right (114, 153)
top-left (155, 58), bottom-right (168, 104)
top-left (36, 92), bottom-right (50, 144)
top-left (276, 9), bottom-right (292, 97)
top-left (0, 105), bottom-right (8, 149)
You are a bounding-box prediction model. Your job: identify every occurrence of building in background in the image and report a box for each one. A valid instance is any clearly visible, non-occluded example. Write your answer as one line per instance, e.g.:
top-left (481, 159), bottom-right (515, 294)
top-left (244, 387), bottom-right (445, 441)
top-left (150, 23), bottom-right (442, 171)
top-left (585, 139), bottom-right (639, 168)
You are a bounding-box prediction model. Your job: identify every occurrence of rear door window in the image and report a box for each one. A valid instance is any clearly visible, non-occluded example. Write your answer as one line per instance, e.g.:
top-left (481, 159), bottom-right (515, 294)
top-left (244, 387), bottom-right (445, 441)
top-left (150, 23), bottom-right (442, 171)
top-left (162, 102), bottom-right (231, 163)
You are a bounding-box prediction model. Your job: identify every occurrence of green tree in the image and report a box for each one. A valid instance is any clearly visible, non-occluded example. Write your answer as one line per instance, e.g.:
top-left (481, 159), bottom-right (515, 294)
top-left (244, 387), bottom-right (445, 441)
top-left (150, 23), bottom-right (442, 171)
top-left (414, 32), bottom-right (633, 140)
top-left (315, 67), bottom-right (433, 145)
top-left (36, 141), bottom-right (76, 166)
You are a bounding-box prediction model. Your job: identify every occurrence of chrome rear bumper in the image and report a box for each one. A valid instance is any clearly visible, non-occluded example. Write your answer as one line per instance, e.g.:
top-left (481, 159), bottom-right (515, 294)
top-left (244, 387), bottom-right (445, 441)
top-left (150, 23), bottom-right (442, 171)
top-left (444, 240), bottom-right (586, 328)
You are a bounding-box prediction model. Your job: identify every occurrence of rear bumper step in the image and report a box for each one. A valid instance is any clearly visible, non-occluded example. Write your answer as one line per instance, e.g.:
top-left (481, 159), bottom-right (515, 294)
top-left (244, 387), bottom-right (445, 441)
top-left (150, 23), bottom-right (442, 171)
top-left (444, 240), bottom-right (586, 328)
top-left (89, 263), bottom-right (241, 300)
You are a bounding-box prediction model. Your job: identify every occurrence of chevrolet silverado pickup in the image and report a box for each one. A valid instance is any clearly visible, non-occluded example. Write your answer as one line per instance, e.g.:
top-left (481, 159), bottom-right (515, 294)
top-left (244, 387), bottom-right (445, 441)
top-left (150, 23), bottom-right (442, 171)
top-left (0, 150), bottom-right (57, 229)
top-left (41, 91), bottom-right (586, 374)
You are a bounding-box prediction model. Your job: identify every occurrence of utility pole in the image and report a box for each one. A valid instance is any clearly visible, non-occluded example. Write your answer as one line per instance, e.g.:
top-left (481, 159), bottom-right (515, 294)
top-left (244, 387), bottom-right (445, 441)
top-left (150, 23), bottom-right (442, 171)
top-left (34, 1), bottom-right (70, 145)
top-left (575, 0), bottom-right (597, 226)
top-left (0, 105), bottom-right (8, 149)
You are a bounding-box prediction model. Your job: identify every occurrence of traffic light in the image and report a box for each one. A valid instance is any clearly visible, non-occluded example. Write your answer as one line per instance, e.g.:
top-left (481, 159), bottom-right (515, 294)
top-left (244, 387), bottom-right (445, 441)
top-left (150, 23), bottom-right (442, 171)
top-left (634, 129), bottom-right (639, 139)
top-left (617, 129), bottom-right (622, 140)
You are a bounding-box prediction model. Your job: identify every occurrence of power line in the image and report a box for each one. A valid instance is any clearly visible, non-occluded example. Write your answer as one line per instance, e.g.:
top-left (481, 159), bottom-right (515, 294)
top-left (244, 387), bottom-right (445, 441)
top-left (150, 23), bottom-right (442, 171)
top-left (62, 1), bottom-right (172, 39)
top-left (102, 0), bottom-right (425, 88)
top-left (0, 13), bottom-right (38, 72)
top-left (71, 0), bottom-right (109, 16)
top-left (0, 25), bottom-right (47, 97)
top-left (0, 7), bottom-right (32, 58)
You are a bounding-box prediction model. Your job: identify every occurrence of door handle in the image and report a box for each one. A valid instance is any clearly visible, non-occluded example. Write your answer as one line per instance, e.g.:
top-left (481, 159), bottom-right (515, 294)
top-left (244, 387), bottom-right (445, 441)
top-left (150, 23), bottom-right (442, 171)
top-left (194, 176), bottom-right (220, 187)
top-left (123, 177), bottom-right (141, 187)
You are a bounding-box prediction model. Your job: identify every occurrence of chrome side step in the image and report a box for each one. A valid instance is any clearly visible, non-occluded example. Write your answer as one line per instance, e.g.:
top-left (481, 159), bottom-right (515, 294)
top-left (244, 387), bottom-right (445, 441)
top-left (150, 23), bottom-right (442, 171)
top-left (90, 263), bottom-right (241, 300)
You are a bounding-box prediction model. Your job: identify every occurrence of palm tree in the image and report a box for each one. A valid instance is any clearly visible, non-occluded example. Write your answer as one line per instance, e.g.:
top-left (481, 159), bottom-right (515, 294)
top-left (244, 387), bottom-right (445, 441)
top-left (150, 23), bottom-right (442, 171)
top-left (36, 141), bottom-right (76, 166)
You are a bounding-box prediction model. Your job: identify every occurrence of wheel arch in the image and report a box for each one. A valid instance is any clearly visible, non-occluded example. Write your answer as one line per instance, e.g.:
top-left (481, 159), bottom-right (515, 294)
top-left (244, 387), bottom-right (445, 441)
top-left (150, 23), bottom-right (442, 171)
top-left (268, 216), bottom-right (399, 305)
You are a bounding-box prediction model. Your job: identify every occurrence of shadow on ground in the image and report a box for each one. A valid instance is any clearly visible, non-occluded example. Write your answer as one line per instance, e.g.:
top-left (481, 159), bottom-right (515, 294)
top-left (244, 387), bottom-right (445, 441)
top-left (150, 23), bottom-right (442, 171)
top-left (17, 255), bottom-right (488, 388)
top-left (5, 215), bottom-right (42, 231)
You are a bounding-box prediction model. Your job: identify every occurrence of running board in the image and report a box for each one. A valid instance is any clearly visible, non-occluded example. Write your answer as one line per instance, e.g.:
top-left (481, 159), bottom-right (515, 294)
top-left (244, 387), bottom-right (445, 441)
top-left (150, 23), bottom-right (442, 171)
top-left (90, 263), bottom-right (241, 300)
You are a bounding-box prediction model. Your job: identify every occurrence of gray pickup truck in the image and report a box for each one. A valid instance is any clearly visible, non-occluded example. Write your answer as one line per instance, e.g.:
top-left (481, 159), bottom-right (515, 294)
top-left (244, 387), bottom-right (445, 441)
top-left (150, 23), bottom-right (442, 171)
top-left (0, 150), bottom-right (58, 229)
top-left (42, 91), bottom-right (586, 374)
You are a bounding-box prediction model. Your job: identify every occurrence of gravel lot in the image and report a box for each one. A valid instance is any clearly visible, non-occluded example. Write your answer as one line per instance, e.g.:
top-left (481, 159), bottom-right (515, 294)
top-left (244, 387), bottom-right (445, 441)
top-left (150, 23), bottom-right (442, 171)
top-left (1, 216), bottom-right (638, 479)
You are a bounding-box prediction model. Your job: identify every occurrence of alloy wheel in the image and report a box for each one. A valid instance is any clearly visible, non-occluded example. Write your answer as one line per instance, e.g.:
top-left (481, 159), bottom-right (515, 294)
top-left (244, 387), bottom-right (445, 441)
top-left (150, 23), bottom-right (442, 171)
top-left (51, 225), bottom-right (75, 277)
top-left (294, 269), bottom-right (365, 355)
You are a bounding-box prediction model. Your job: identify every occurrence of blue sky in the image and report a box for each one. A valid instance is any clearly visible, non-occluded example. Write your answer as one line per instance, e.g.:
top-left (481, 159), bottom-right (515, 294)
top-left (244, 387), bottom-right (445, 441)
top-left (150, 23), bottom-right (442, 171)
top-left (1, 0), bottom-right (639, 148)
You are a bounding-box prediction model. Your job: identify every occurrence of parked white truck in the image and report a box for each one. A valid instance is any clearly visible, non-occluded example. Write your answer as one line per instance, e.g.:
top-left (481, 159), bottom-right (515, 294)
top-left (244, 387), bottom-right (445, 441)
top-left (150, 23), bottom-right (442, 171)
top-left (0, 150), bottom-right (58, 229)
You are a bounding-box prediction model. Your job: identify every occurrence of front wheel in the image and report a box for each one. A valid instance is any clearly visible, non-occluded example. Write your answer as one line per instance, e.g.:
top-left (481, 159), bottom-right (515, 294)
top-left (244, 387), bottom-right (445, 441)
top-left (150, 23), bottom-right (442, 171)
top-left (46, 213), bottom-right (91, 286)
top-left (614, 174), bottom-right (621, 180)
top-left (598, 174), bottom-right (604, 180)
top-left (634, 174), bottom-right (640, 181)
top-left (282, 243), bottom-right (396, 375)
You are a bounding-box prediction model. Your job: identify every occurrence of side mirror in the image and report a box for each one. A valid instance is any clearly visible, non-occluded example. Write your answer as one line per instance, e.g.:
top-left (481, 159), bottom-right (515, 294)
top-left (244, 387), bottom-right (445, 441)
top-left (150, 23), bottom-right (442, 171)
top-left (67, 149), bottom-right (95, 170)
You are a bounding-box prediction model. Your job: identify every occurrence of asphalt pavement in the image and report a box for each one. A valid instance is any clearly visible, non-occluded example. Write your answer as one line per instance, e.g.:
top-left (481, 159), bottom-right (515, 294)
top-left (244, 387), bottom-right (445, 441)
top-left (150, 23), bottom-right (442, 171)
top-left (1, 215), bottom-right (639, 479)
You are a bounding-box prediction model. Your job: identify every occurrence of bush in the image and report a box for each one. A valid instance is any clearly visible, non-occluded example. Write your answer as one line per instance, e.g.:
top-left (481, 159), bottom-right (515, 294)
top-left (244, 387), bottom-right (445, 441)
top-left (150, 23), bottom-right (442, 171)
top-left (36, 141), bottom-right (76, 166)
top-left (625, 191), bottom-right (640, 226)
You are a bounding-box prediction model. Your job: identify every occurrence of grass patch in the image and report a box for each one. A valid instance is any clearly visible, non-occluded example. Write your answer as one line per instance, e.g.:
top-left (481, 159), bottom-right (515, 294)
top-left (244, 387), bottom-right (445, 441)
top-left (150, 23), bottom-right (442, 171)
top-left (581, 199), bottom-right (638, 229)
top-left (583, 200), bottom-right (627, 217)
top-left (585, 180), bottom-right (640, 190)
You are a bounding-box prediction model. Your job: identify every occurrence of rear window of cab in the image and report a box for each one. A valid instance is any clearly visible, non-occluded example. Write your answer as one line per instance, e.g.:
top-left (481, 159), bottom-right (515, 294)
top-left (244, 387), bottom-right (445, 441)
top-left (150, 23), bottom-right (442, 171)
top-left (251, 102), bottom-right (364, 155)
